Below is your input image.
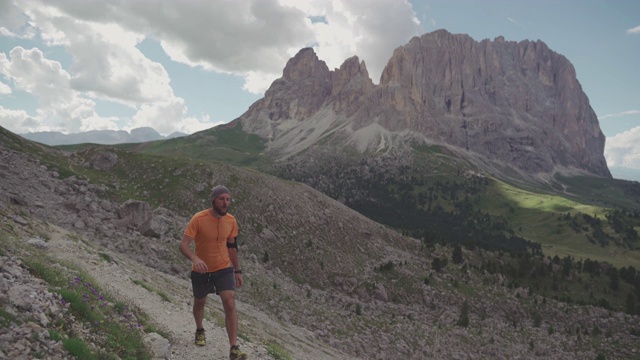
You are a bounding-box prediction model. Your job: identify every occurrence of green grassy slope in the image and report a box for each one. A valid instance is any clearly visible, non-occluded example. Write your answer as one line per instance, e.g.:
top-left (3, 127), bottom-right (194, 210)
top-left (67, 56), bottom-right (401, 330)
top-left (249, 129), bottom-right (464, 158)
top-left (45, 123), bottom-right (640, 269)
top-left (120, 121), bottom-right (270, 169)
top-left (478, 179), bottom-right (640, 268)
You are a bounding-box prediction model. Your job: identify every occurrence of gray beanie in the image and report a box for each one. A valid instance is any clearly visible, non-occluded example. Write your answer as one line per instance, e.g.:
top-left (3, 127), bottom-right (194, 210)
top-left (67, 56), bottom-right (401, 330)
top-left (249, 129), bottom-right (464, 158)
top-left (210, 185), bottom-right (230, 204)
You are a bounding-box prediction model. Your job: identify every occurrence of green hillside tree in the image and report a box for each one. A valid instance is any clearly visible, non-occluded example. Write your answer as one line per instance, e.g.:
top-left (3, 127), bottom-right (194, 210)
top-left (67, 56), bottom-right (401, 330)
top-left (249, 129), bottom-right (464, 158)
top-left (626, 293), bottom-right (637, 315)
top-left (609, 268), bottom-right (620, 291)
top-left (452, 244), bottom-right (463, 264)
top-left (456, 300), bottom-right (470, 327)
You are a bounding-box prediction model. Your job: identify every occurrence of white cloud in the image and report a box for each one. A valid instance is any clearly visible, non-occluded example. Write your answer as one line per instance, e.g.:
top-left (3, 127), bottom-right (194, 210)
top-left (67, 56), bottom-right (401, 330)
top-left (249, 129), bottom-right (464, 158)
top-left (627, 25), bottom-right (640, 34)
top-left (1, 2), bottom-right (216, 135)
top-left (43, 0), bottom-right (421, 91)
top-left (507, 17), bottom-right (526, 30)
top-left (0, 81), bottom-right (11, 94)
top-left (0, 0), bottom-right (35, 39)
top-left (0, 47), bottom-right (119, 133)
top-left (128, 97), bottom-right (213, 136)
top-left (0, 106), bottom-right (35, 133)
top-left (1, 47), bottom-right (71, 108)
top-left (177, 115), bottom-right (225, 135)
top-left (242, 70), bottom-right (284, 94)
top-left (605, 126), bottom-right (640, 170)
top-left (38, 0), bottom-right (316, 94)
top-left (24, 3), bottom-right (168, 105)
top-left (2, 0), bottom-right (423, 135)
top-left (289, 0), bottom-right (422, 84)
top-left (599, 110), bottom-right (640, 120)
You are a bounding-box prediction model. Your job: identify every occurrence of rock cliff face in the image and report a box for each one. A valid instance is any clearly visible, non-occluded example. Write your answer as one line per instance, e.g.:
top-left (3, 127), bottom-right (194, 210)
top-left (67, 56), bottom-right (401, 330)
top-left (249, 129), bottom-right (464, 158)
top-left (240, 29), bottom-right (610, 178)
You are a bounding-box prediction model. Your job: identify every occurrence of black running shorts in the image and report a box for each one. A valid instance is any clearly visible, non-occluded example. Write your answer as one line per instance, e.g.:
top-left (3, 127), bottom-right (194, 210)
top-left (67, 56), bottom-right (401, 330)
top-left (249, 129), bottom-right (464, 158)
top-left (190, 267), bottom-right (235, 299)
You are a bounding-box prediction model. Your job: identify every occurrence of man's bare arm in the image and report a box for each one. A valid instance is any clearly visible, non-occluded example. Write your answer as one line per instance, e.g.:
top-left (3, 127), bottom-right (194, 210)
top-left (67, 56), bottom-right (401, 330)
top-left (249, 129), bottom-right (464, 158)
top-left (180, 234), bottom-right (207, 273)
top-left (227, 237), bottom-right (243, 287)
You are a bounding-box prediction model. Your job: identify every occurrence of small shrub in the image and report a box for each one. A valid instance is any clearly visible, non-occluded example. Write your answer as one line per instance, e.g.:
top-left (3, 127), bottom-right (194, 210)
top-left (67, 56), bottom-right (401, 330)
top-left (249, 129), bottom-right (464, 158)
top-left (63, 338), bottom-right (94, 359)
top-left (532, 312), bottom-right (542, 328)
top-left (456, 300), bottom-right (470, 327)
top-left (48, 329), bottom-right (64, 342)
top-left (0, 308), bottom-right (18, 328)
top-left (376, 261), bottom-right (395, 272)
top-left (37, 230), bottom-right (51, 241)
top-left (99, 253), bottom-right (112, 263)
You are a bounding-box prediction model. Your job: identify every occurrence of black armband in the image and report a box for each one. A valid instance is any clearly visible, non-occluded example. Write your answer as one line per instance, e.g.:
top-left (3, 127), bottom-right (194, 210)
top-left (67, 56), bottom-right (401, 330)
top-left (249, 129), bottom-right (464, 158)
top-left (226, 238), bottom-right (238, 249)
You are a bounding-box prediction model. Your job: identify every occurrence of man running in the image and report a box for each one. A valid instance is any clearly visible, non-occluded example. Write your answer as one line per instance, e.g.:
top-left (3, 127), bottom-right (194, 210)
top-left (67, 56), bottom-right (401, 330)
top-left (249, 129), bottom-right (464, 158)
top-left (180, 185), bottom-right (247, 360)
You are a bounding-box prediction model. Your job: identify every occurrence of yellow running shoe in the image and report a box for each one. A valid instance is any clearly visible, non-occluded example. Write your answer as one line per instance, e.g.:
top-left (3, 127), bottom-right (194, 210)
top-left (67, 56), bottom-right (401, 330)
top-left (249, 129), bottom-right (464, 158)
top-left (194, 329), bottom-right (206, 346)
top-left (229, 345), bottom-right (247, 360)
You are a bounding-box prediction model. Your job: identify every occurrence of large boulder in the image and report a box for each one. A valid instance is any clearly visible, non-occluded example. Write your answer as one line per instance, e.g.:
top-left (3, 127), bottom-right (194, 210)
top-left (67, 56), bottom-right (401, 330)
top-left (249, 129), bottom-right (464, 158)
top-left (146, 207), bottom-right (178, 238)
top-left (118, 200), bottom-right (152, 233)
top-left (90, 151), bottom-right (118, 171)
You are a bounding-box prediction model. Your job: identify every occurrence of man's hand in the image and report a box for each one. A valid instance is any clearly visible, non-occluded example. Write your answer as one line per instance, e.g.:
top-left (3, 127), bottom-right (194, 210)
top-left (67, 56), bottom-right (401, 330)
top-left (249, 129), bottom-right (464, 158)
top-left (235, 273), bottom-right (243, 288)
top-left (192, 256), bottom-right (208, 273)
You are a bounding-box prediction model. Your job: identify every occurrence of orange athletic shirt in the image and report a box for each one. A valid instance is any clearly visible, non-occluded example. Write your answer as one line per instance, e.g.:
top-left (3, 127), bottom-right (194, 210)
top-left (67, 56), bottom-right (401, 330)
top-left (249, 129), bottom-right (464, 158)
top-left (184, 209), bottom-right (239, 273)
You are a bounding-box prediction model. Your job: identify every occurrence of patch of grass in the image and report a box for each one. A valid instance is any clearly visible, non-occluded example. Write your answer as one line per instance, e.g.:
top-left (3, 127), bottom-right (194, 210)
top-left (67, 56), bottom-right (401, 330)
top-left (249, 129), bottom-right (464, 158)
top-left (449, 278), bottom-right (477, 297)
top-left (36, 230), bottom-right (51, 241)
top-left (98, 252), bottom-right (113, 263)
top-left (238, 331), bottom-right (251, 343)
top-left (132, 279), bottom-right (171, 302)
top-left (479, 179), bottom-right (640, 268)
top-left (21, 251), bottom-right (152, 359)
top-left (63, 338), bottom-right (94, 359)
top-left (0, 231), bottom-right (9, 256)
top-left (3, 223), bottom-right (15, 235)
top-left (48, 328), bottom-right (64, 342)
top-left (263, 339), bottom-right (292, 360)
top-left (65, 233), bottom-right (84, 243)
top-left (206, 308), bottom-right (224, 328)
top-left (125, 122), bottom-right (269, 169)
top-left (0, 308), bottom-right (18, 328)
top-left (555, 174), bottom-right (640, 210)
top-left (27, 258), bottom-right (69, 287)
top-left (411, 144), bottom-right (443, 154)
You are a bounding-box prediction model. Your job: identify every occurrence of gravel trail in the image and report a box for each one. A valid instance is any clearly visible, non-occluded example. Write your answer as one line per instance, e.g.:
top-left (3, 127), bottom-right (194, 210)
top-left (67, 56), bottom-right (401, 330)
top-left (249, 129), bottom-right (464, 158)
top-left (47, 226), bottom-right (273, 360)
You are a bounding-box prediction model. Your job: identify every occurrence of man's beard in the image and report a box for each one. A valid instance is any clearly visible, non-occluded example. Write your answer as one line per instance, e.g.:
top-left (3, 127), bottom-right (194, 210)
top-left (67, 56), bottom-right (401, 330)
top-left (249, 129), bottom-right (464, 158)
top-left (213, 203), bottom-right (227, 216)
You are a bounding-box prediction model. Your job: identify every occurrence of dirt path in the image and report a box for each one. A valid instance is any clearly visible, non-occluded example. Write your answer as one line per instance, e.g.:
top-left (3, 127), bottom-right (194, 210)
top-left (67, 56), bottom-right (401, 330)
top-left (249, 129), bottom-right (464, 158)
top-left (47, 225), bottom-right (272, 360)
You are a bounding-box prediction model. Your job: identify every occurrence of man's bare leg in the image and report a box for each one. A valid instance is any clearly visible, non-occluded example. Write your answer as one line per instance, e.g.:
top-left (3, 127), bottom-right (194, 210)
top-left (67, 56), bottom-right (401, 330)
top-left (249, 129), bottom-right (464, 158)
top-left (193, 297), bottom-right (207, 329)
top-left (219, 290), bottom-right (238, 345)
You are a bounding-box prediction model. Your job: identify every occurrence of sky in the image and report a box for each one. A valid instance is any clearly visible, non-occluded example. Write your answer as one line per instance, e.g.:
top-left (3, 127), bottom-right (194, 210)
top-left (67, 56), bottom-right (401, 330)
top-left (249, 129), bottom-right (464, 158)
top-left (0, 0), bottom-right (639, 180)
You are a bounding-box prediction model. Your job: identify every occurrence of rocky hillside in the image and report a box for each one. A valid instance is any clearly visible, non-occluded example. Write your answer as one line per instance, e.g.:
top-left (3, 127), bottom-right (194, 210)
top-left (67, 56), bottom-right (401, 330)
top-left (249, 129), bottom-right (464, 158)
top-left (238, 29), bottom-right (610, 180)
top-left (1, 127), bottom-right (639, 359)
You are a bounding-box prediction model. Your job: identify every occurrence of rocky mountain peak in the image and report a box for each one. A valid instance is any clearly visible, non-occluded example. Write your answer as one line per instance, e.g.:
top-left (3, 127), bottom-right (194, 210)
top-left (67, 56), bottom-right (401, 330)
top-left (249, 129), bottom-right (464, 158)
top-left (242, 48), bottom-right (332, 139)
top-left (240, 30), bottom-right (610, 179)
top-left (282, 47), bottom-right (330, 81)
top-left (331, 56), bottom-right (374, 115)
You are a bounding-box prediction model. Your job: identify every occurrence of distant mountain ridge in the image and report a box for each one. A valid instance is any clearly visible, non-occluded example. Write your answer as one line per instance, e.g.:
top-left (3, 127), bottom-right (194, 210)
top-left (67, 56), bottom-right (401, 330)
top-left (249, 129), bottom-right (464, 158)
top-left (20, 127), bottom-right (187, 146)
top-left (609, 166), bottom-right (640, 183)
